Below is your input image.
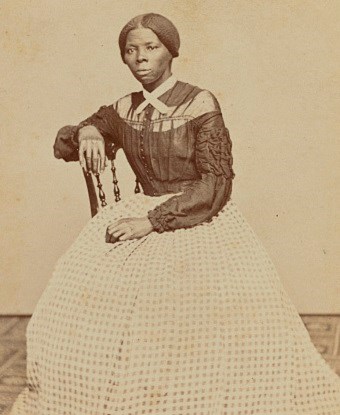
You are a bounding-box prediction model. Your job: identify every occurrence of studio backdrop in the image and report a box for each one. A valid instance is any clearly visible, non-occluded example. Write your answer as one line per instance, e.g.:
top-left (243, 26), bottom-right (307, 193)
top-left (0, 0), bottom-right (339, 314)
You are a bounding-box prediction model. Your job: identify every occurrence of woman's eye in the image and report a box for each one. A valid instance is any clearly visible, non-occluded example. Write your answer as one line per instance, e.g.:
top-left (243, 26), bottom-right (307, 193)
top-left (147, 45), bottom-right (157, 51)
top-left (126, 48), bottom-right (135, 54)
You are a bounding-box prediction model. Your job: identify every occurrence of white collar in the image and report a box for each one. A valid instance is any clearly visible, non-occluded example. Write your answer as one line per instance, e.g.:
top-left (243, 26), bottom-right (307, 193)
top-left (135, 75), bottom-right (177, 115)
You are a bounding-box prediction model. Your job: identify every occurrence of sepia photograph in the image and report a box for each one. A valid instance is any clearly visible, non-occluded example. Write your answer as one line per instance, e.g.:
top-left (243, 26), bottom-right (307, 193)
top-left (1, 1), bottom-right (340, 414)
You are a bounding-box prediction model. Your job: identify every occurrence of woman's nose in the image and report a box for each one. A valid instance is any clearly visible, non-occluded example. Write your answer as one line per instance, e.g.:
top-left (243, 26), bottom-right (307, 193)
top-left (136, 50), bottom-right (147, 63)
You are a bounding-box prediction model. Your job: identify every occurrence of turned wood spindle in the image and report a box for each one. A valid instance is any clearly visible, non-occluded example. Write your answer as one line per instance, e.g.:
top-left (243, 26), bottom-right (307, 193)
top-left (110, 159), bottom-right (121, 202)
top-left (94, 173), bottom-right (107, 207)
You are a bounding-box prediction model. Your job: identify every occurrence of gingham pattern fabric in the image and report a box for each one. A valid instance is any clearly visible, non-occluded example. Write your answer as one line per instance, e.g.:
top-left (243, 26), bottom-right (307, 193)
top-left (9, 193), bottom-right (340, 414)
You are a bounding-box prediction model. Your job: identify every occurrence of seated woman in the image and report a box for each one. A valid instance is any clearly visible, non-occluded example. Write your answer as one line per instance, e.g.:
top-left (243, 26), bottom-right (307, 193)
top-left (10, 12), bottom-right (340, 415)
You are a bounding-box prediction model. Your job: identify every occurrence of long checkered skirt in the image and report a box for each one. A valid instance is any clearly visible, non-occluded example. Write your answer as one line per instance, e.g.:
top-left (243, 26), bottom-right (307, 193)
top-left (10, 193), bottom-right (340, 414)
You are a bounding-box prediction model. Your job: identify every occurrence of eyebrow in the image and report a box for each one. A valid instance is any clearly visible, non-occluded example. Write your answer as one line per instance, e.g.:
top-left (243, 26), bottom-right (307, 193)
top-left (125, 41), bottom-right (158, 47)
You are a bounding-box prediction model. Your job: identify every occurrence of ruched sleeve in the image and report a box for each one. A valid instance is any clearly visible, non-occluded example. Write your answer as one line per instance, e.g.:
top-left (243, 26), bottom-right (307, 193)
top-left (53, 105), bottom-right (122, 162)
top-left (147, 105), bottom-right (235, 233)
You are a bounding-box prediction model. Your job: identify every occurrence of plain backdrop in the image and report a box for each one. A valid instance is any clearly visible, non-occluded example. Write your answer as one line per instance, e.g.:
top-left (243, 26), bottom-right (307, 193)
top-left (0, 0), bottom-right (339, 314)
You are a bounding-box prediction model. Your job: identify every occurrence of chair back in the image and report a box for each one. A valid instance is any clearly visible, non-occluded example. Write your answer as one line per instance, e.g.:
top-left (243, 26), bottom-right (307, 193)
top-left (82, 158), bottom-right (140, 217)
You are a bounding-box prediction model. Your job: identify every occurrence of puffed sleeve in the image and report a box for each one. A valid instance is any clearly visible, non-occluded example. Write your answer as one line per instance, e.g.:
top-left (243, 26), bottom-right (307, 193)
top-left (147, 94), bottom-right (235, 233)
top-left (53, 104), bottom-right (122, 162)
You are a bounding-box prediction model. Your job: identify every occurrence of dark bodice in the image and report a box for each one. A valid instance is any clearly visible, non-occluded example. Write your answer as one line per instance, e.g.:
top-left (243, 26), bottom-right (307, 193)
top-left (113, 109), bottom-right (203, 197)
top-left (54, 81), bottom-right (235, 233)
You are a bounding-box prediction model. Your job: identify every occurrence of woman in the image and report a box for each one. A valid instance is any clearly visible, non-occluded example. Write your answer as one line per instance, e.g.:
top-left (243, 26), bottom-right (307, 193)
top-left (10, 12), bottom-right (340, 415)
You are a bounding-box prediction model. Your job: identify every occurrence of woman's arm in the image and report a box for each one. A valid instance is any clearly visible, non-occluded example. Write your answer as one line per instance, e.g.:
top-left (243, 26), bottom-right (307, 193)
top-left (147, 103), bottom-right (235, 233)
top-left (53, 105), bottom-right (122, 171)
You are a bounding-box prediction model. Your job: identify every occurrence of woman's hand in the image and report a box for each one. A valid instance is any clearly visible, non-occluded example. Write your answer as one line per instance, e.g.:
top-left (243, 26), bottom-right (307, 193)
top-left (78, 125), bottom-right (107, 174)
top-left (106, 217), bottom-right (154, 243)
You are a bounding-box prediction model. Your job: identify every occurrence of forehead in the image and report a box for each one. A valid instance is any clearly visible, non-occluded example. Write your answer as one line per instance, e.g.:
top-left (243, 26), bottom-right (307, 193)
top-left (125, 27), bottom-right (161, 45)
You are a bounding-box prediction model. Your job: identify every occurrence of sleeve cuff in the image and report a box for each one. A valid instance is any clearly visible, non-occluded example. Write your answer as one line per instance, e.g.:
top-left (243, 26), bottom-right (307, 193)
top-left (147, 208), bottom-right (167, 233)
top-left (53, 125), bottom-right (80, 161)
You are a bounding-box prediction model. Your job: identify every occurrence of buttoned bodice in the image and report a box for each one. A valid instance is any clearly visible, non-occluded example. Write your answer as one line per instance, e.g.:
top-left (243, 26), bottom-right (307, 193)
top-left (54, 80), bottom-right (235, 233)
top-left (113, 99), bottom-right (203, 197)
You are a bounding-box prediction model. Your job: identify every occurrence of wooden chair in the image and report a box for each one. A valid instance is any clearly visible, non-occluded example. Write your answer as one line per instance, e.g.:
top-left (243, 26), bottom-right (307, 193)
top-left (82, 152), bottom-right (141, 217)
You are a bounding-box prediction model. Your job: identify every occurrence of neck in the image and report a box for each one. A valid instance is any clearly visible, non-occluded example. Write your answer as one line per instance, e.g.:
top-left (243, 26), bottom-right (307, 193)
top-left (142, 71), bottom-right (172, 93)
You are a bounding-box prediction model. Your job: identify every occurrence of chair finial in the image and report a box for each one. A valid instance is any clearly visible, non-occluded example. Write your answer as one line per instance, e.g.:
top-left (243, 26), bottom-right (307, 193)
top-left (134, 178), bottom-right (141, 194)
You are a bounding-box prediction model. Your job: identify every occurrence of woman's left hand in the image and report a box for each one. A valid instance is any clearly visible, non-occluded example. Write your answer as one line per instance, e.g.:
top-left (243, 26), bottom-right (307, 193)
top-left (106, 217), bottom-right (154, 243)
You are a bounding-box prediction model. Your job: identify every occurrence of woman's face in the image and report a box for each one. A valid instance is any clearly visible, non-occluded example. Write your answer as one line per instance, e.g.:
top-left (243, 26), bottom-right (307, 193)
top-left (124, 27), bottom-right (173, 91)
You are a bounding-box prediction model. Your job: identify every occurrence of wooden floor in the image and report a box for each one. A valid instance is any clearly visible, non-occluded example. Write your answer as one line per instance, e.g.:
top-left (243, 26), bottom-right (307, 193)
top-left (1, 315), bottom-right (340, 414)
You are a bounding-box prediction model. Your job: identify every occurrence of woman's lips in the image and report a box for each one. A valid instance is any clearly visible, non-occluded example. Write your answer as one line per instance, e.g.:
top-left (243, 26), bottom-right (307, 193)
top-left (136, 69), bottom-right (151, 75)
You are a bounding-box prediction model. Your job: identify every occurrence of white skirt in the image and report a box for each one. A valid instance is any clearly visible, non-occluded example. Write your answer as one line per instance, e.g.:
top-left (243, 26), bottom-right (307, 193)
top-left (9, 193), bottom-right (340, 414)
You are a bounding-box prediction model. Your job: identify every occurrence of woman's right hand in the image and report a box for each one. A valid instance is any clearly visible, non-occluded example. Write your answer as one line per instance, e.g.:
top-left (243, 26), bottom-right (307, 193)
top-left (78, 125), bottom-right (107, 174)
